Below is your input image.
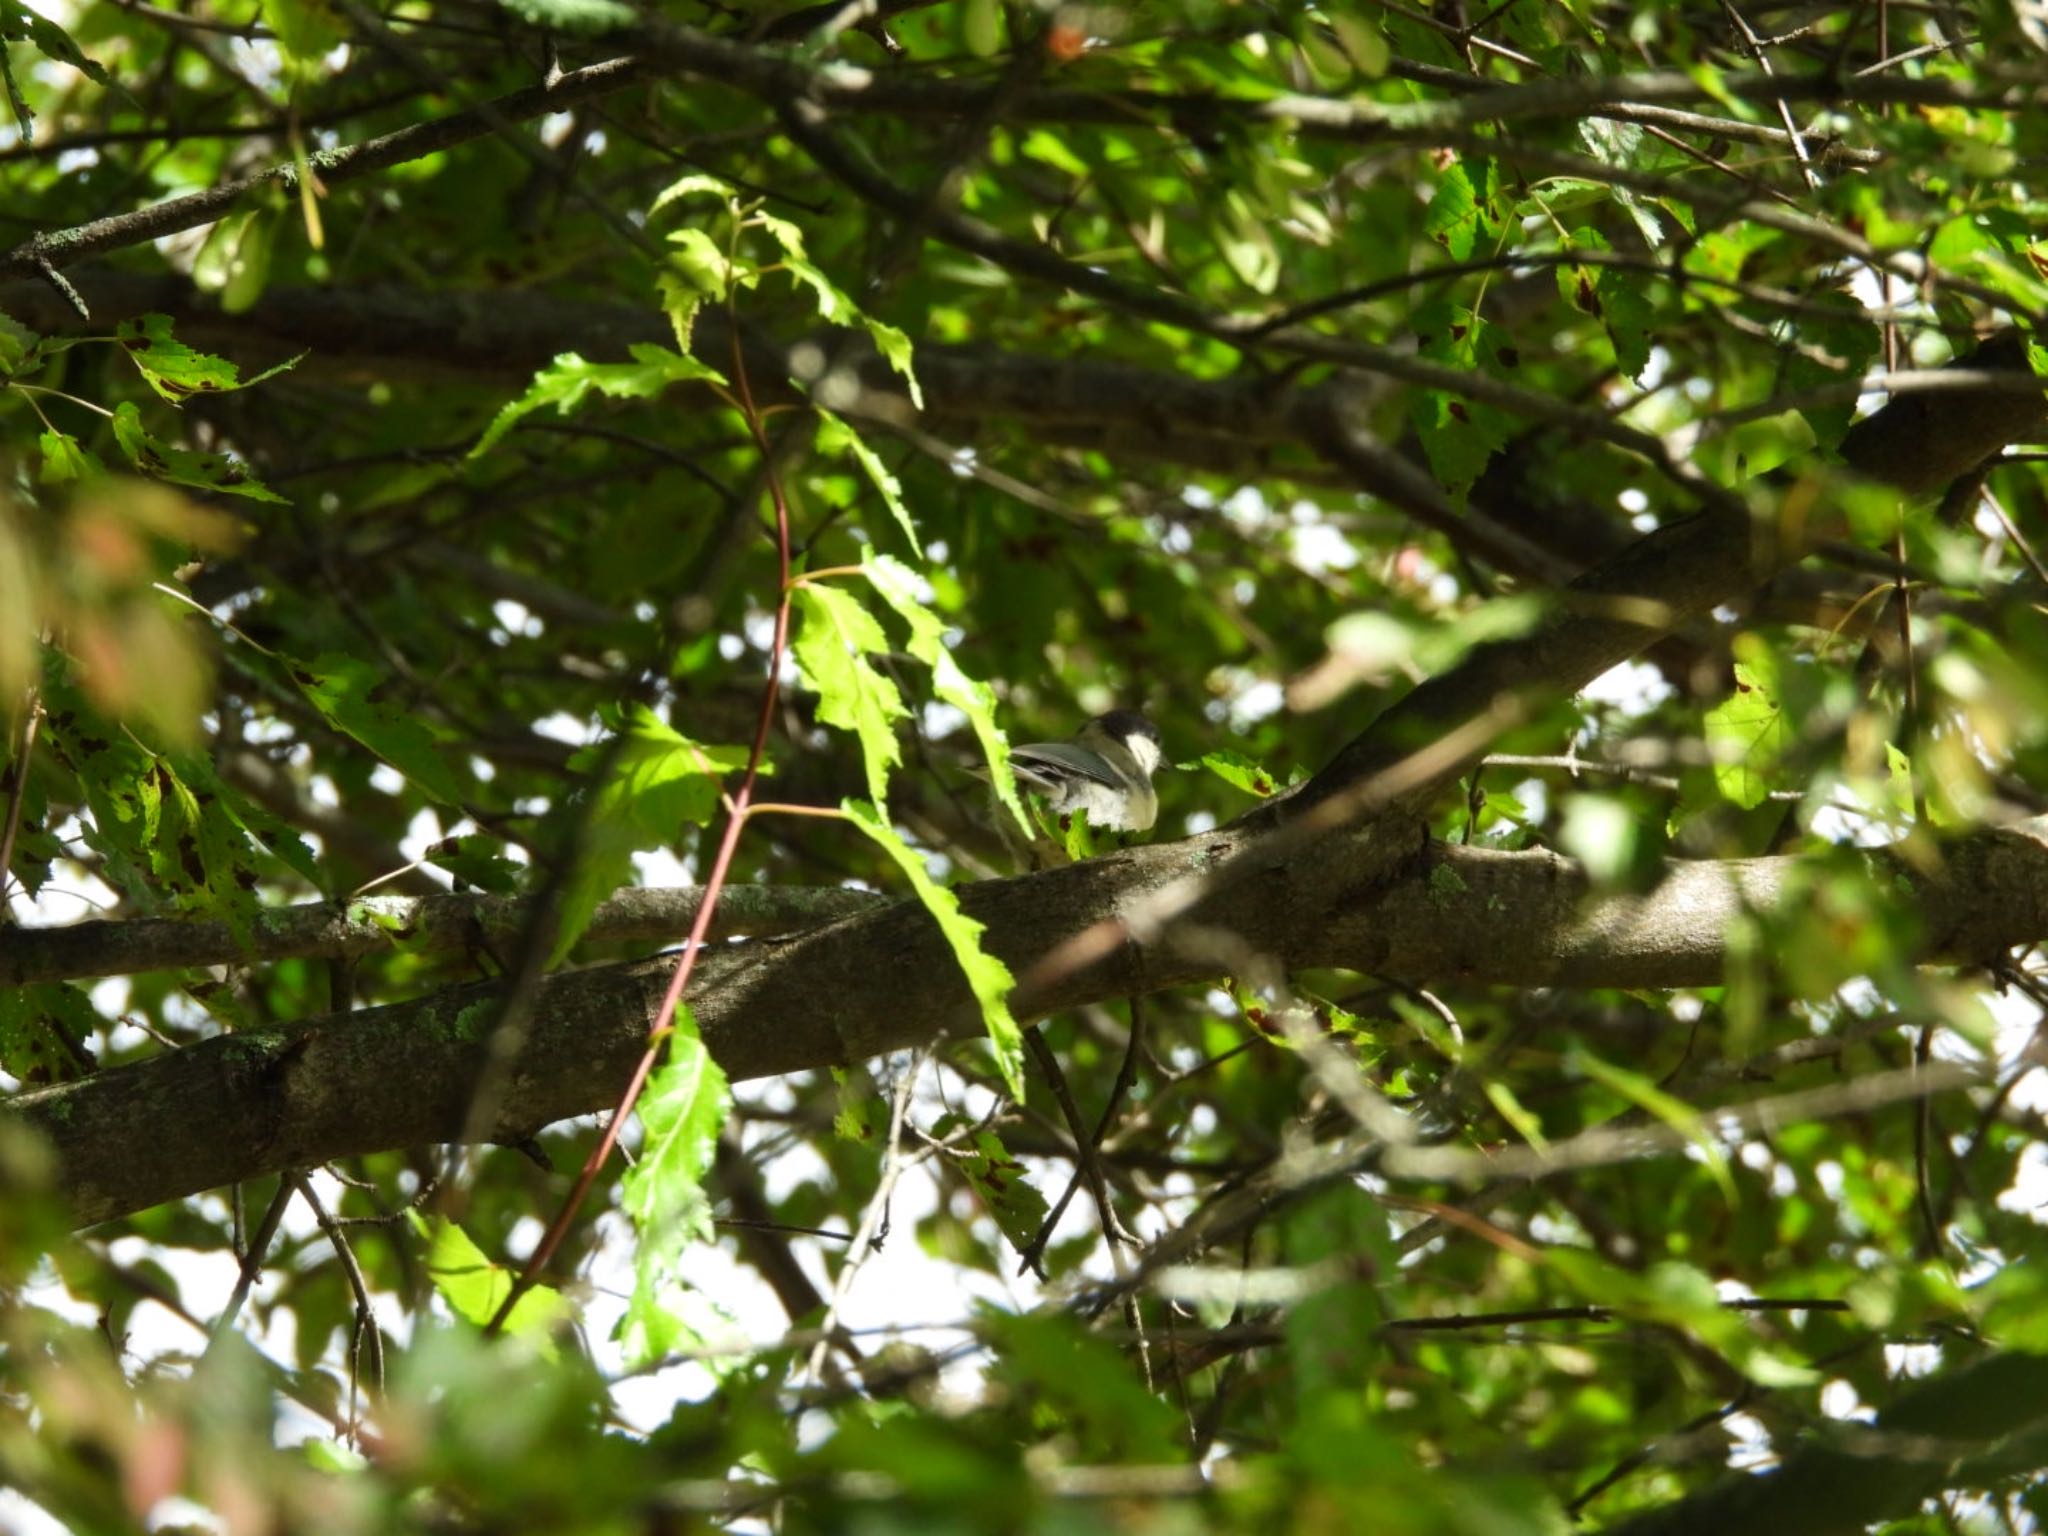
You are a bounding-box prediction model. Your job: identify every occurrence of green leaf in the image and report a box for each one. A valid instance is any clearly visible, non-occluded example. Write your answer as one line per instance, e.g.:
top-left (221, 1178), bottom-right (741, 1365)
top-left (0, 0), bottom-right (116, 142)
top-left (1057, 802), bottom-right (1099, 863)
top-left (411, 1214), bottom-right (568, 1345)
top-left (1283, 1186), bottom-right (1392, 1403)
top-left (986, 1310), bottom-right (1181, 1459)
top-left (426, 833), bottom-right (523, 894)
top-left (1704, 655), bottom-right (1786, 810)
top-left (619, 1002), bottom-right (731, 1366)
top-left (552, 707), bottom-right (751, 965)
top-left (1425, 160), bottom-right (1481, 262)
top-left (291, 652), bottom-right (468, 806)
top-left (1885, 741), bottom-right (1915, 817)
top-left (260, 0), bottom-right (340, 67)
top-left (860, 551), bottom-right (1028, 836)
top-left (792, 583), bottom-right (908, 806)
top-left (959, 1129), bottom-right (1051, 1252)
top-left (754, 214), bottom-right (922, 407)
top-left (171, 749), bottom-right (322, 887)
top-left (1547, 1250), bottom-right (1816, 1388)
top-left (959, 0), bottom-right (1000, 55)
top-left (191, 210), bottom-right (276, 314)
top-left (1213, 190), bottom-right (1281, 295)
top-left (147, 760), bottom-right (263, 946)
top-left (1577, 118), bottom-right (1663, 248)
top-left (0, 982), bottom-right (97, 1083)
top-left (814, 410), bottom-right (921, 557)
top-left (115, 314), bottom-right (301, 402)
top-left (470, 346), bottom-right (726, 461)
top-left (1197, 748), bottom-right (1280, 798)
top-left (843, 798), bottom-right (1023, 1099)
top-left (111, 402), bottom-right (289, 504)
top-left (1558, 228), bottom-right (1652, 380)
top-left (1329, 11), bottom-right (1389, 76)
top-left (1410, 298), bottom-right (1512, 500)
top-left (37, 429), bottom-right (96, 484)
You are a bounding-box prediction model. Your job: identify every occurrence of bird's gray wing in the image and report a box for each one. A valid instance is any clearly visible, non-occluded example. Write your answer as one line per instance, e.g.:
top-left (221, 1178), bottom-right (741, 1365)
top-left (1008, 741), bottom-right (1121, 788)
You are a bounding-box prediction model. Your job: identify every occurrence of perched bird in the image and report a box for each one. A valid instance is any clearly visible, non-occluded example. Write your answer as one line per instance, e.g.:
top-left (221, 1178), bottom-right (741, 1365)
top-left (1001, 710), bottom-right (1166, 834)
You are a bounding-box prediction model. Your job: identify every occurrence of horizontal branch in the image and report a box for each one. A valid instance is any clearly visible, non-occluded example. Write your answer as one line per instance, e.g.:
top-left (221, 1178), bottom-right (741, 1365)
top-left (0, 55), bottom-right (658, 281)
top-left (0, 884), bottom-right (882, 986)
top-left (621, 21), bottom-right (1957, 151)
top-left (16, 818), bottom-right (2048, 1226)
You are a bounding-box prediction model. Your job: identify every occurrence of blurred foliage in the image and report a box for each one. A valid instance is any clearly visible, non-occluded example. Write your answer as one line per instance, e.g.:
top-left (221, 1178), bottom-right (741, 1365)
top-left (4, 0), bottom-right (2048, 1532)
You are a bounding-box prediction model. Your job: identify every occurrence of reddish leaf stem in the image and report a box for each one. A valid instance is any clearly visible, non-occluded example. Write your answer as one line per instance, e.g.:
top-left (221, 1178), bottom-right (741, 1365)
top-left (486, 302), bottom-right (796, 1334)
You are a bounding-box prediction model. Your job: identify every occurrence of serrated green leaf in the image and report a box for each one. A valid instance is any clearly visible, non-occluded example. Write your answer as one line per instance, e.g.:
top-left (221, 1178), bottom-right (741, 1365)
top-left (111, 402), bottom-right (288, 504)
top-left (619, 1002), bottom-right (731, 1366)
top-left (1704, 658), bottom-right (1786, 810)
top-left (1198, 748), bottom-right (1280, 798)
top-left (814, 411), bottom-right (921, 557)
top-left (1425, 161), bottom-right (1481, 262)
top-left (291, 652), bottom-right (468, 805)
top-left (861, 550), bottom-right (1028, 836)
top-left (115, 314), bottom-right (300, 402)
top-left (0, 982), bottom-right (96, 1083)
top-left (411, 1214), bottom-right (568, 1345)
top-left (37, 429), bottom-right (95, 484)
top-left (172, 749), bottom-right (322, 886)
top-left (551, 707), bottom-right (751, 966)
top-left (470, 345), bottom-right (726, 461)
top-left (1718, 409), bottom-right (1817, 484)
top-left (961, 1129), bottom-right (1050, 1252)
top-left (843, 797), bottom-right (1022, 1098)
top-left (754, 215), bottom-right (922, 406)
top-left (664, 227), bottom-right (731, 300)
top-left (792, 583), bottom-right (908, 805)
top-left (0, 0), bottom-right (116, 143)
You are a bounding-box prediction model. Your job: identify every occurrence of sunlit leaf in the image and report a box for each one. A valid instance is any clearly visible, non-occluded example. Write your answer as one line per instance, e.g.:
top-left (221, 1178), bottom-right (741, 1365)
top-left (412, 1214), bottom-right (569, 1345)
top-left (843, 797), bottom-right (1022, 1099)
top-left (469, 346), bottom-right (726, 461)
top-left (619, 1002), bottom-right (731, 1366)
top-left (792, 583), bottom-right (908, 805)
top-left (552, 706), bottom-right (752, 964)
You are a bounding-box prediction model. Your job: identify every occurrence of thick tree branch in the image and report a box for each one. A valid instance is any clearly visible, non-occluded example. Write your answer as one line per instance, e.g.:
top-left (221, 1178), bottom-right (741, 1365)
top-left (0, 55), bottom-right (659, 282)
top-left (0, 884), bottom-right (881, 987)
top-left (16, 819), bottom-right (2048, 1227)
top-left (1294, 331), bottom-right (2048, 816)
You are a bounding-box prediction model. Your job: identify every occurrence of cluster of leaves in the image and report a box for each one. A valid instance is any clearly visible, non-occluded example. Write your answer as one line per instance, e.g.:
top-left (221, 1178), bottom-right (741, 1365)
top-left (5, 0), bottom-right (2048, 1533)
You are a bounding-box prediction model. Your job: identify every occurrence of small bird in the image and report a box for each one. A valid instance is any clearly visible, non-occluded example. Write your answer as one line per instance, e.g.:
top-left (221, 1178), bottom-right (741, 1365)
top-left (1002, 710), bottom-right (1167, 834)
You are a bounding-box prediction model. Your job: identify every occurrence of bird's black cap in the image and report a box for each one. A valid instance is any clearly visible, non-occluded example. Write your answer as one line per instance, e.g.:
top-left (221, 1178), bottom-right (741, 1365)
top-left (1089, 710), bottom-right (1162, 747)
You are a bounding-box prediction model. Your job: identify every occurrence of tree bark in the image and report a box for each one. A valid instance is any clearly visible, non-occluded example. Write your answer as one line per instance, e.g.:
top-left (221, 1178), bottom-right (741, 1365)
top-left (17, 820), bottom-right (2048, 1227)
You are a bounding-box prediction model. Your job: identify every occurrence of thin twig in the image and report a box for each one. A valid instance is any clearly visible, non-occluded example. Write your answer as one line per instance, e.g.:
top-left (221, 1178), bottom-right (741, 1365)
top-left (802, 1051), bottom-right (927, 1385)
top-left (1017, 996), bottom-right (1148, 1273)
top-left (211, 1180), bottom-right (296, 1339)
top-left (290, 1173), bottom-right (386, 1442)
top-left (0, 686), bottom-right (43, 921)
